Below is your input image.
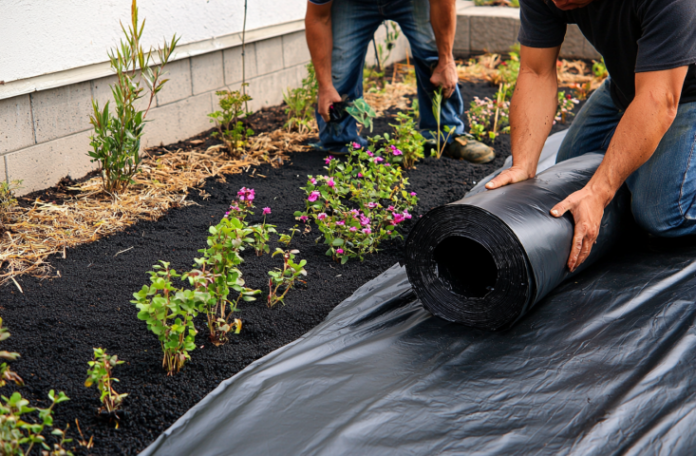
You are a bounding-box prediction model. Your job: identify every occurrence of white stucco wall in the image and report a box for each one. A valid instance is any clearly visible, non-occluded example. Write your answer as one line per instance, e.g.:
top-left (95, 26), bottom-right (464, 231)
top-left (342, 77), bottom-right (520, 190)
top-left (0, 0), bottom-right (307, 84)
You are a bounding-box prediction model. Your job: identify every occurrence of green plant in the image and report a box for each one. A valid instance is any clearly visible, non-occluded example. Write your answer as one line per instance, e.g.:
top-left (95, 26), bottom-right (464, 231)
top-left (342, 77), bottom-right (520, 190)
top-left (295, 145), bottom-right (418, 263)
top-left (0, 390), bottom-right (71, 456)
top-left (592, 57), bottom-right (608, 79)
top-left (0, 318), bottom-right (23, 388)
top-left (267, 249), bottom-right (307, 307)
top-left (85, 348), bottom-right (128, 415)
top-left (556, 91), bottom-right (580, 124)
top-left (278, 226), bottom-right (300, 246)
top-left (131, 262), bottom-right (200, 375)
top-left (88, 0), bottom-right (179, 194)
top-left (375, 21), bottom-right (401, 73)
top-left (431, 88), bottom-right (455, 158)
top-left (250, 209), bottom-right (277, 256)
top-left (474, 0), bottom-right (519, 6)
top-left (370, 106), bottom-right (425, 169)
top-left (283, 63), bottom-right (318, 133)
top-left (208, 87), bottom-right (255, 156)
top-left (346, 98), bottom-right (377, 133)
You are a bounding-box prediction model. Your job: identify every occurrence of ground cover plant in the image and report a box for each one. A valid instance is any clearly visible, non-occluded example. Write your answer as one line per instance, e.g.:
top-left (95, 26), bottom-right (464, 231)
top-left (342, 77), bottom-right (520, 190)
top-left (208, 88), bottom-right (255, 157)
top-left (85, 348), bottom-right (128, 422)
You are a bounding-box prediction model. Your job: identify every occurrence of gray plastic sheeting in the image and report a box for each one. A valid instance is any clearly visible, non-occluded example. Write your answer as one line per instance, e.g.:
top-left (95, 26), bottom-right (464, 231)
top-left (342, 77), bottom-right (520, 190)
top-left (141, 132), bottom-right (696, 456)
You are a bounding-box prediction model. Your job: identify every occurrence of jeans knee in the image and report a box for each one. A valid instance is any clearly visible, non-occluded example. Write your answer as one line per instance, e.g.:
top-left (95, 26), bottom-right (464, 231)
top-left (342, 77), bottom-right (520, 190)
top-left (631, 197), bottom-right (683, 237)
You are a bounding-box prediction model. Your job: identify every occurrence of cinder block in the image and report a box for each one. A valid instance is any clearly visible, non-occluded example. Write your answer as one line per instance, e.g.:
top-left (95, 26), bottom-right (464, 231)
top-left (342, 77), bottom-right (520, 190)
top-left (255, 37), bottom-right (285, 76)
top-left (1, 156), bottom-right (7, 184)
top-left (191, 51), bottom-right (225, 95)
top-left (224, 43), bottom-right (258, 86)
top-left (156, 59), bottom-right (193, 107)
top-left (282, 31), bottom-right (311, 68)
top-left (6, 130), bottom-right (94, 195)
top-left (454, 15), bottom-right (471, 56)
top-left (470, 16), bottom-right (519, 53)
top-left (583, 40), bottom-right (602, 60)
top-left (143, 92), bottom-right (213, 149)
top-left (246, 65), bottom-right (305, 113)
top-left (561, 24), bottom-right (585, 58)
top-left (31, 81), bottom-right (92, 144)
top-left (0, 95), bottom-right (35, 154)
top-left (91, 74), bottom-right (150, 114)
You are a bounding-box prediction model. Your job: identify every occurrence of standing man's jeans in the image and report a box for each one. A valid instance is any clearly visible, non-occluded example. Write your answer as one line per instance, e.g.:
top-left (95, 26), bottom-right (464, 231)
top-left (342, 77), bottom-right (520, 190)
top-left (317, 0), bottom-right (465, 151)
top-left (557, 80), bottom-right (696, 237)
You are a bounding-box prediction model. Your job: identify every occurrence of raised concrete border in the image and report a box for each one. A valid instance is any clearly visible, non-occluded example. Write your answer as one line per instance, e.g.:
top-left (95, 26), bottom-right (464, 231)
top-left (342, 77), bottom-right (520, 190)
top-left (454, 0), bottom-right (601, 59)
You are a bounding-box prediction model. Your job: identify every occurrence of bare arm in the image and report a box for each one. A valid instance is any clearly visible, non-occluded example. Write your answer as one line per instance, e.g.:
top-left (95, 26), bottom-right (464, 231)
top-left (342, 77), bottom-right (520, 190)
top-left (486, 45), bottom-right (560, 189)
top-left (551, 66), bottom-right (688, 271)
top-left (429, 0), bottom-right (458, 98)
top-left (305, 1), bottom-right (341, 121)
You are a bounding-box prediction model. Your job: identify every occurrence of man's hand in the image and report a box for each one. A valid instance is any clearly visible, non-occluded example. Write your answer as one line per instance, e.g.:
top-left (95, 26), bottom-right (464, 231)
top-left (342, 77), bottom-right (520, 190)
top-left (317, 85), bottom-right (342, 123)
top-left (485, 165), bottom-right (534, 190)
top-left (550, 187), bottom-right (607, 272)
top-left (430, 58), bottom-right (458, 99)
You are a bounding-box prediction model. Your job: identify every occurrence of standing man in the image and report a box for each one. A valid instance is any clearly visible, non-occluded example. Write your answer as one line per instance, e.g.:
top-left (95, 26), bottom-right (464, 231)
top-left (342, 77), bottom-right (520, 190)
top-left (485, 0), bottom-right (696, 271)
top-left (304, 0), bottom-right (495, 163)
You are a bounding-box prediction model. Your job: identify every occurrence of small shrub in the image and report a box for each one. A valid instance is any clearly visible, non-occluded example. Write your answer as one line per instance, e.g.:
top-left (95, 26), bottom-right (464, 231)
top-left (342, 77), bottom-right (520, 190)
top-left (295, 145), bottom-right (418, 263)
top-left (0, 390), bottom-right (71, 456)
top-left (131, 262), bottom-right (200, 375)
top-left (0, 317), bottom-right (23, 388)
top-left (283, 63), bottom-right (318, 133)
top-left (466, 91), bottom-right (510, 142)
top-left (267, 249), bottom-right (307, 307)
top-left (85, 348), bottom-right (128, 415)
top-left (208, 87), bottom-right (255, 156)
top-left (88, 0), bottom-right (179, 194)
top-left (369, 104), bottom-right (424, 169)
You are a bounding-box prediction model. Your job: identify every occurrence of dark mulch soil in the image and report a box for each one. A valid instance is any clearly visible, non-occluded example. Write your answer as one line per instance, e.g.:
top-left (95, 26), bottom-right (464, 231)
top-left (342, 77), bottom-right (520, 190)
top-left (1, 81), bottom-right (580, 455)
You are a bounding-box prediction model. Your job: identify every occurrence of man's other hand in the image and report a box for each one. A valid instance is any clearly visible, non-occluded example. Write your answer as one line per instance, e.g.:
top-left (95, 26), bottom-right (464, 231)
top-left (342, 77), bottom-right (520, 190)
top-left (550, 187), bottom-right (606, 272)
top-left (318, 85), bottom-right (342, 122)
top-left (485, 166), bottom-right (533, 190)
top-left (430, 59), bottom-right (458, 98)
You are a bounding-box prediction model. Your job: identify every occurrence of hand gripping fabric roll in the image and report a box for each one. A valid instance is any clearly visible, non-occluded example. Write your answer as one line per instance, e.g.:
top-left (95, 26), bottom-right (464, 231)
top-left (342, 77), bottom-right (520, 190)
top-left (405, 153), bottom-right (629, 330)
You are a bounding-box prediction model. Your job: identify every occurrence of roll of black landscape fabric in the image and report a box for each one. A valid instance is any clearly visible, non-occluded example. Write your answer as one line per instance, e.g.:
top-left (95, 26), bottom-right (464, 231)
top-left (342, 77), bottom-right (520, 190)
top-left (405, 152), bottom-right (629, 330)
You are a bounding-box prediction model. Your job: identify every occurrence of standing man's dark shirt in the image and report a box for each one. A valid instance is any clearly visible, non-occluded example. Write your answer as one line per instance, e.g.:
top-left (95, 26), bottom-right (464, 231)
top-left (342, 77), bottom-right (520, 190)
top-left (518, 0), bottom-right (696, 109)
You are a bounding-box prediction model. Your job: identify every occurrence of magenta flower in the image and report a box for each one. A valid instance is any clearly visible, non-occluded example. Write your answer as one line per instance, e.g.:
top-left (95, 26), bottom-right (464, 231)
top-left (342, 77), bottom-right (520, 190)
top-left (237, 187), bottom-right (255, 202)
top-left (352, 142), bottom-right (362, 150)
top-left (349, 226), bottom-right (357, 232)
top-left (387, 205), bottom-right (395, 212)
top-left (403, 210), bottom-right (412, 220)
top-left (390, 145), bottom-right (403, 156)
top-left (362, 228), bottom-right (372, 234)
top-left (262, 207), bottom-right (271, 215)
top-left (337, 248), bottom-right (344, 254)
top-left (360, 215), bottom-right (371, 226)
top-left (327, 178), bottom-right (335, 188)
top-left (358, 172), bottom-right (363, 178)
top-left (393, 213), bottom-right (405, 224)
top-left (373, 157), bottom-right (384, 163)
top-left (336, 220), bottom-right (345, 226)
top-left (324, 156), bottom-right (334, 165)
top-left (410, 192), bottom-right (417, 196)
top-left (299, 215), bottom-right (308, 223)
top-left (230, 205), bottom-right (241, 211)
top-left (386, 230), bottom-right (392, 235)
top-left (367, 202), bottom-right (377, 209)
top-left (310, 178), bottom-right (317, 185)
top-left (318, 213), bottom-right (327, 220)
top-left (224, 211), bottom-right (229, 218)
top-left (308, 191), bottom-right (321, 202)
top-left (350, 209), bottom-right (360, 219)
top-left (366, 151), bottom-right (374, 157)
top-left (385, 163), bottom-right (391, 167)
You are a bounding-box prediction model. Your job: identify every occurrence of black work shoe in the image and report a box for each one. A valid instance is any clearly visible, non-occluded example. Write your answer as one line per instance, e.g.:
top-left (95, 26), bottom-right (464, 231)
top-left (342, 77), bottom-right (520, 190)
top-left (444, 136), bottom-right (495, 164)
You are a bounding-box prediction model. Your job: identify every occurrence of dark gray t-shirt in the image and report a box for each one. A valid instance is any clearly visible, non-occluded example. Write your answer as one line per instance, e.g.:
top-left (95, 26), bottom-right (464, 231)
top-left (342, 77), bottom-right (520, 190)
top-left (518, 0), bottom-right (696, 109)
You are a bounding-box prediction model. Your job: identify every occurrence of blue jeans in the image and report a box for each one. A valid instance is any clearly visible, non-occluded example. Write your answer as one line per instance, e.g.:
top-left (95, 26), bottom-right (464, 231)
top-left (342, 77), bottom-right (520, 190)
top-left (557, 80), bottom-right (696, 237)
top-left (317, 0), bottom-right (465, 151)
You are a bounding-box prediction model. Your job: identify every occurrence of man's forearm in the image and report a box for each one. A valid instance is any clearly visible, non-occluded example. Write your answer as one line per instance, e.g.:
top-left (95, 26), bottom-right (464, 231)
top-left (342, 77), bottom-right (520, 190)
top-left (429, 0), bottom-right (456, 63)
top-left (305, 4), bottom-right (334, 89)
top-left (509, 67), bottom-right (558, 176)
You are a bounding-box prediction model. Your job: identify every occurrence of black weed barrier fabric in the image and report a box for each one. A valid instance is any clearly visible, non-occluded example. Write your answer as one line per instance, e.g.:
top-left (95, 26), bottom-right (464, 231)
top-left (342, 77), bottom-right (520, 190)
top-left (142, 132), bottom-right (696, 455)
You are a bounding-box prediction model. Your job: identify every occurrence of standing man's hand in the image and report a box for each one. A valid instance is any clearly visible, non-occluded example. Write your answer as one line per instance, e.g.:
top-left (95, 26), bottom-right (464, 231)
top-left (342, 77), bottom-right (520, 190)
top-left (317, 85), bottom-right (342, 123)
top-left (430, 58), bottom-right (458, 98)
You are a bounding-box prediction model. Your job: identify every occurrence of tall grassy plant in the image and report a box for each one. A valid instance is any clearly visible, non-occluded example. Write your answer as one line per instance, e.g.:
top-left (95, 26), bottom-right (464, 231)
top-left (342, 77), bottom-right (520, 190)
top-left (88, 0), bottom-right (179, 194)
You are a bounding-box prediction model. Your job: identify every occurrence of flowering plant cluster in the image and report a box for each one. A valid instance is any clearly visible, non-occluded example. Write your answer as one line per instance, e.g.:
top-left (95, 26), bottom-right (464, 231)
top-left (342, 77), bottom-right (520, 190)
top-left (466, 95), bottom-right (510, 142)
top-left (295, 145), bottom-right (418, 264)
top-left (369, 107), bottom-right (425, 169)
top-left (556, 91), bottom-right (580, 124)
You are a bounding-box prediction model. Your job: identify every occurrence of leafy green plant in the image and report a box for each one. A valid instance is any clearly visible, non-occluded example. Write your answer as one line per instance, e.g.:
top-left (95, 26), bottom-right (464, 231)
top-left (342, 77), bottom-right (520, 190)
top-left (0, 390), bottom-right (71, 456)
top-left (0, 317), bottom-right (23, 388)
top-left (131, 262), bottom-right (200, 375)
top-left (593, 58), bottom-right (608, 79)
top-left (208, 87), bottom-right (255, 156)
top-left (278, 226), bottom-right (300, 246)
top-left (346, 98), bottom-right (377, 133)
top-left (88, 0), bottom-right (179, 194)
top-left (431, 88), bottom-right (455, 158)
top-left (295, 145), bottom-right (418, 263)
top-left (375, 21), bottom-right (401, 73)
top-left (283, 63), bottom-right (318, 133)
top-left (369, 104), bottom-right (424, 169)
top-left (267, 249), bottom-right (307, 307)
top-left (250, 208), bottom-right (277, 256)
top-left (85, 348), bottom-right (128, 415)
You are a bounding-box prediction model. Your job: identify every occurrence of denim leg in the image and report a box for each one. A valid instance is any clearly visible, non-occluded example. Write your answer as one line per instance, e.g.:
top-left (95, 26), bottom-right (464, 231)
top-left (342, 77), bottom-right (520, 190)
top-left (316, 0), bottom-right (383, 151)
top-left (626, 102), bottom-right (696, 237)
top-left (386, 0), bottom-right (465, 140)
top-left (556, 80), bottom-right (624, 163)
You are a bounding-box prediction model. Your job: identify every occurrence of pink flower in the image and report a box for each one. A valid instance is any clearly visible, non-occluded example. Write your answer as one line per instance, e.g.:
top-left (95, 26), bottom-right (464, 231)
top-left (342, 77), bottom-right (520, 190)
top-left (360, 215), bottom-right (371, 226)
top-left (224, 211), bottom-right (229, 218)
top-left (262, 207), bottom-right (271, 215)
top-left (393, 213), bottom-right (405, 224)
top-left (385, 163), bottom-right (391, 167)
top-left (402, 210), bottom-right (412, 220)
top-left (318, 213), bottom-right (327, 220)
top-left (308, 191), bottom-right (321, 202)
top-left (373, 157), bottom-right (384, 163)
top-left (336, 220), bottom-right (345, 226)
top-left (237, 187), bottom-right (255, 202)
top-left (390, 145), bottom-right (403, 156)
top-left (367, 202), bottom-right (377, 209)
top-left (310, 178), bottom-right (317, 185)
top-left (386, 230), bottom-right (392, 235)
top-left (387, 205), bottom-right (395, 212)
top-left (352, 142), bottom-right (362, 150)
top-left (327, 178), bottom-right (335, 188)
top-left (229, 205), bottom-right (241, 211)
top-left (358, 172), bottom-right (363, 178)
top-left (324, 156), bottom-right (334, 165)
top-left (336, 248), bottom-right (344, 254)
top-left (410, 192), bottom-right (417, 196)
top-left (349, 226), bottom-right (357, 232)
top-left (350, 209), bottom-right (360, 218)
top-left (362, 228), bottom-right (372, 234)
top-left (299, 215), bottom-right (308, 223)
top-left (366, 151), bottom-right (374, 157)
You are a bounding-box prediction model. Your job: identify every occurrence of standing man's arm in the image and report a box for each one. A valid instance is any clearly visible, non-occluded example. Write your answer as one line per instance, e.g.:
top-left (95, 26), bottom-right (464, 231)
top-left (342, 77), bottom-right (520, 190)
top-left (486, 45), bottom-right (560, 189)
top-left (305, 1), bottom-right (341, 121)
top-left (429, 0), bottom-right (458, 98)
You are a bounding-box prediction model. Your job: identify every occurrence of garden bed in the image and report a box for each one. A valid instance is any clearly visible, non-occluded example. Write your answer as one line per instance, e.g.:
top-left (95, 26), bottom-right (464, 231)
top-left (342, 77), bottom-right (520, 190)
top-left (1, 81), bottom-right (582, 454)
